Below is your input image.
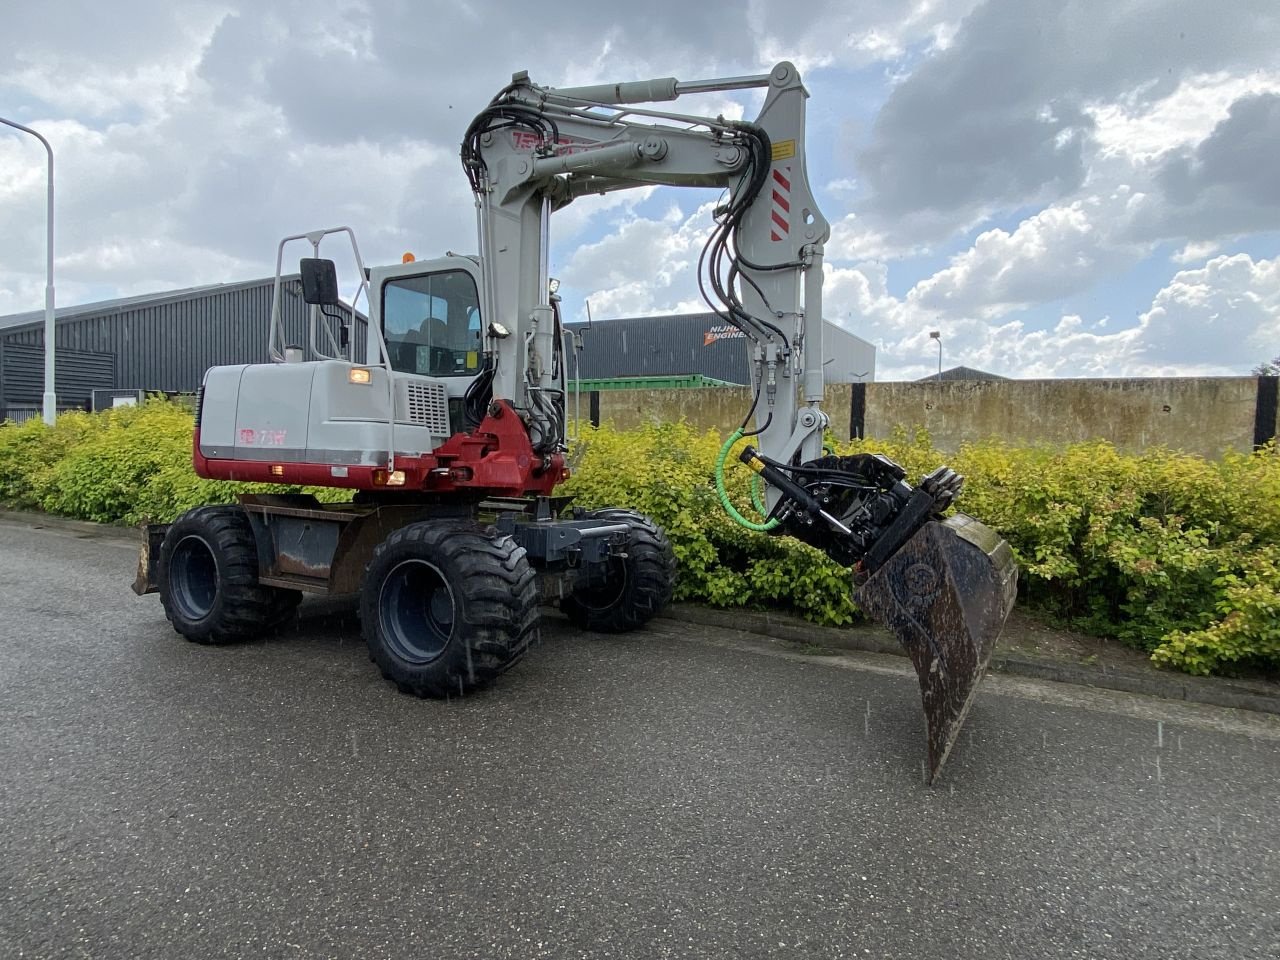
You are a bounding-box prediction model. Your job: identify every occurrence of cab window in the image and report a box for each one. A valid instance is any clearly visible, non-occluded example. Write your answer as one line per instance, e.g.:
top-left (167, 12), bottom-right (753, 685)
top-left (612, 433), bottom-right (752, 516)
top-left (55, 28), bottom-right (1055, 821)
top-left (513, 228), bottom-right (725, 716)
top-left (382, 270), bottom-right (483, 377)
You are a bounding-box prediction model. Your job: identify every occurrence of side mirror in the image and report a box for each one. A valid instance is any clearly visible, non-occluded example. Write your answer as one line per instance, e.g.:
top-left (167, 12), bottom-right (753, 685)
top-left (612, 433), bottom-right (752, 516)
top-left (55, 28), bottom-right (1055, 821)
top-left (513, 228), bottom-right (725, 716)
top-left (299, 258), bottom-right (340, 305)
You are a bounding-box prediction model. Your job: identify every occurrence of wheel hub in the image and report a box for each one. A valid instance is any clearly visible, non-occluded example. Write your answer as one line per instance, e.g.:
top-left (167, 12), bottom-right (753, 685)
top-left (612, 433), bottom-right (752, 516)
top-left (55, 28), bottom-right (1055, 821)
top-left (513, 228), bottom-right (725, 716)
top-left (170, 535), bottom-right (218, 621)
top-left (378, 559), bottom-right (455, 665)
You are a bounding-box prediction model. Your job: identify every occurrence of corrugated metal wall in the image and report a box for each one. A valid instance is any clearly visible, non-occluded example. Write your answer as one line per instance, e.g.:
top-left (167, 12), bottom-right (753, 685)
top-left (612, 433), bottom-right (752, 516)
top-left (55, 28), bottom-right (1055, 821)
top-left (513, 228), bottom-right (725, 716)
top-left (1, 344), bottom-right (114, 406)
top-left (0, 279), bottom-right (367, 407)
top-left (565, 313), bottom-right (754, 383)
top-left (564, 313), bottom-right (876, 384)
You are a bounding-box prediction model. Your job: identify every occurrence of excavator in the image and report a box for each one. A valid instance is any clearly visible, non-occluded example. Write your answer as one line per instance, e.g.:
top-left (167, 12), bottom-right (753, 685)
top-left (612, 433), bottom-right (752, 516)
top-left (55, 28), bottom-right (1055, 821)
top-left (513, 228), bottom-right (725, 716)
top-left (133, 61), bottom-right (1017, 782)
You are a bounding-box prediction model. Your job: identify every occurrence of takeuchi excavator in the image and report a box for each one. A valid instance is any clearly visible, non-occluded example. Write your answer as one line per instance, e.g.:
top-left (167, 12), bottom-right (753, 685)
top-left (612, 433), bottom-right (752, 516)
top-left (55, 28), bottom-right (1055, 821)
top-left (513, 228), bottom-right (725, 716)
top-left (133, 61), bottom-right (1017, 782)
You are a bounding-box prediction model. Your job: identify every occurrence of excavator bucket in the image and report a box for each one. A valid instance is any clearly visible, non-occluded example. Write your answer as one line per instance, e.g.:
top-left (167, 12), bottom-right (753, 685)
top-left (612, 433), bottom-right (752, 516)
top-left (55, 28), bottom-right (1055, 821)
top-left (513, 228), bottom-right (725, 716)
top-left (855, 513), bottom-right (1018, 784)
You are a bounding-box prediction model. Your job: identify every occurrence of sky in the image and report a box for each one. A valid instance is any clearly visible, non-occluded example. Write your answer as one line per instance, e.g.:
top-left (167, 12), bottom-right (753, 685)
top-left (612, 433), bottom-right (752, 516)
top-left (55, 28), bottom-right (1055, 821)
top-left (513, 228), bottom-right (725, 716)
top-left (1, 0), bottom-right (1278, 380)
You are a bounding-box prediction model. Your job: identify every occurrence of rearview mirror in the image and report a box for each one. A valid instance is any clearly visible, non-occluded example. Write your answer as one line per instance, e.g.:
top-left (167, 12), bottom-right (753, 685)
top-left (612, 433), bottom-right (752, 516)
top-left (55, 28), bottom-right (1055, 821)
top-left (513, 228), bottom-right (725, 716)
top-left (299, 258), bottom-right (340, 305)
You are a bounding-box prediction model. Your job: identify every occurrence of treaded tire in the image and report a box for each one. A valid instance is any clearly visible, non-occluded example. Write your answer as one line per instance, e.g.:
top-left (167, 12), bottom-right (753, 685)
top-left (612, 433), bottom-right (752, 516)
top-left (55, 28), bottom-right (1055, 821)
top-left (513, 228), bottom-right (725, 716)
top-left (359, 522), bottom-right (539, 698)
top-left (157, 505), bottom-right (302, 645)
top-left (560, 508), bottom-right (676, 633)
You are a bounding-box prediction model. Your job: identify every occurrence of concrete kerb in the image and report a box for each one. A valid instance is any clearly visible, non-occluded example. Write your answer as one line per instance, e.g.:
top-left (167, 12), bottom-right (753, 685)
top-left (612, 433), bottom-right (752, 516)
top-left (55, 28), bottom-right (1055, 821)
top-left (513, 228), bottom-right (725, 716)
top-left (4, 507), bottom-right (1278, 717)
top-left (657, 603), bottom-right (1280, 718)
top-left (0, 508), bottom-right (140, 543)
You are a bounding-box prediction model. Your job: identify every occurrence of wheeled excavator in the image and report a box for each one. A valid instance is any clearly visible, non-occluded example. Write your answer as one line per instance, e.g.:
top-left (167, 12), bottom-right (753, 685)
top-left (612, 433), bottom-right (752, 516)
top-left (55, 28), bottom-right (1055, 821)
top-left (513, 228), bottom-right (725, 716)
top-left (134, 61), bottom-right (1017, 782)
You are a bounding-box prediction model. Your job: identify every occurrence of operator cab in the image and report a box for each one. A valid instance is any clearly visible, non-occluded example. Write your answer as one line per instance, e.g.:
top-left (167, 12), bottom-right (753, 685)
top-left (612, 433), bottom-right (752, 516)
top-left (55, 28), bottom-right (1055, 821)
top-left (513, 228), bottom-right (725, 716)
top-left (379, 268), bottom-right (483, 382)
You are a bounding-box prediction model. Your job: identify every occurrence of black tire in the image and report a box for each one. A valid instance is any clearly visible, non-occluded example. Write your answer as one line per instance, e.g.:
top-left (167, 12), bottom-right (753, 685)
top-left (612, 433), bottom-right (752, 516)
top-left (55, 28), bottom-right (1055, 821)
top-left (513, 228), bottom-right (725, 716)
top-left (157, 505), bottom-right (302, 645)
top-left (560, 508), bottom-right (676, 633)
top-left (359, 522), bottom-right (539, 698)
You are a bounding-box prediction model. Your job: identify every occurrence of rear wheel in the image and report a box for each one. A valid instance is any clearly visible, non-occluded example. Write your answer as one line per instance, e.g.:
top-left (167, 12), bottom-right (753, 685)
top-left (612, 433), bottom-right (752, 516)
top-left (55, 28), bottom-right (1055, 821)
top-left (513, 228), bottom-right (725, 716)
top-left (360, 522), bottom-right (539, 698)
top-left (157, 505), bottom-right (301, 644)
top-left (560, 508), bottom-right (676, 633)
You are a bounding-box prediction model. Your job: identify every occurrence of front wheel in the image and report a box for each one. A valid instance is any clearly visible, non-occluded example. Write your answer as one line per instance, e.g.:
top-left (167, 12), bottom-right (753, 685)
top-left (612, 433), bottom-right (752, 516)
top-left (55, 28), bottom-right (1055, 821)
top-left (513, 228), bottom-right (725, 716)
top-left (359, 522), bottom-right (539, 698)
top-left (560, 508), bottom-right (676, 633)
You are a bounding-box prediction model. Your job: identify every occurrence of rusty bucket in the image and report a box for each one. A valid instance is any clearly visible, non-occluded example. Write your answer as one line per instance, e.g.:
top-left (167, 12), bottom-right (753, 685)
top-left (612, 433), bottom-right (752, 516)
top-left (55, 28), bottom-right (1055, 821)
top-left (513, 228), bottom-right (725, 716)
top-left (855, 513), bottom-right (1018, 783)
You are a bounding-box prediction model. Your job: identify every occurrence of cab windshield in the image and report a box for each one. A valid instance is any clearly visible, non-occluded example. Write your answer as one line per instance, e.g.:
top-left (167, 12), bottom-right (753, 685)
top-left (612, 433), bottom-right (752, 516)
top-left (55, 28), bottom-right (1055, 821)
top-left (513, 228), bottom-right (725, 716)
top-left (381, 270), bottom-right (482, 378)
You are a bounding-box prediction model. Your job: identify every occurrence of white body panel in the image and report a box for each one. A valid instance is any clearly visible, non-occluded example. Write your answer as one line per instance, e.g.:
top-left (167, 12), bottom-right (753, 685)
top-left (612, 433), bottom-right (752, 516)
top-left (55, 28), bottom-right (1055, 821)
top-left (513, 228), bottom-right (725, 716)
top-left (199, 361), bottom-right (451, 465)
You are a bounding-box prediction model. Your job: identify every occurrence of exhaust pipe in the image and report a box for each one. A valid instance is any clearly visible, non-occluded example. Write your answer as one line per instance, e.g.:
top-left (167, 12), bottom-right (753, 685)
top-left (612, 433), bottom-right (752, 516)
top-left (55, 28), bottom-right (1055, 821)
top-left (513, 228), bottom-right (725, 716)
top-left (855, 513), bottom-right (1018, 783)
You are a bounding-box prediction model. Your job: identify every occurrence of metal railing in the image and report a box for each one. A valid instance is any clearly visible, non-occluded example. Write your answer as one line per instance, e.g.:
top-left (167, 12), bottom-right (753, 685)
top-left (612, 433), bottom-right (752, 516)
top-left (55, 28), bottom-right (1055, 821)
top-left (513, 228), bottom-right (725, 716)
top-left (267, 227), bottom-right (399, 473)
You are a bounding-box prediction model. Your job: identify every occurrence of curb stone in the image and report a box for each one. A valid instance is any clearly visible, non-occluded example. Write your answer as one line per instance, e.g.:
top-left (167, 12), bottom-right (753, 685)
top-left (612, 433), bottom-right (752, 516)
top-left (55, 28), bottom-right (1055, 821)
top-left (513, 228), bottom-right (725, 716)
top-left (657, 602), bottom-right (1280, 718)
top-left (0, 508), bottom-right (140, 543)
top-left (6, 507), bottom-right (1278, 717)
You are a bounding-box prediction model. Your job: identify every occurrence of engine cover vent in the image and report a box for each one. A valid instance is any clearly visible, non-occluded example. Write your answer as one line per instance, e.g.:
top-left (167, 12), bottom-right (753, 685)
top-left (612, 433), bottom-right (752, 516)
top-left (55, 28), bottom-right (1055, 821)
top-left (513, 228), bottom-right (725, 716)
top-left (403, 380), bottom-right (450, 435)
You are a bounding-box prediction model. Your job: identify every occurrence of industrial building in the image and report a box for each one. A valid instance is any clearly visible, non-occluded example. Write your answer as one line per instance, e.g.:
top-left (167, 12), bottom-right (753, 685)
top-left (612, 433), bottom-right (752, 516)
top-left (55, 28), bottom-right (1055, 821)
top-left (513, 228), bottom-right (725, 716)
top-left (0, 276), bottom-right (363, 421)
top-left (564, 312), bottom-right (876, 387)
top-left (916, 365), bottom-right (1006, 382)
top-left (0, 287), bottom-right (873, 421)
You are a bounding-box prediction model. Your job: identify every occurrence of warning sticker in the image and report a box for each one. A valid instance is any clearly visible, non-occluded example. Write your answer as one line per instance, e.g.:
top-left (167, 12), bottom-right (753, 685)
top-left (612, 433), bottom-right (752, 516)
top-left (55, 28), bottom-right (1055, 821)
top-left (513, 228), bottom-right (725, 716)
top-left (771, 139), bottom-right (796, 161)
top-left (770, 166), bottom-right (791, 241)
top-left (511, 131), bottom-right (592, 155)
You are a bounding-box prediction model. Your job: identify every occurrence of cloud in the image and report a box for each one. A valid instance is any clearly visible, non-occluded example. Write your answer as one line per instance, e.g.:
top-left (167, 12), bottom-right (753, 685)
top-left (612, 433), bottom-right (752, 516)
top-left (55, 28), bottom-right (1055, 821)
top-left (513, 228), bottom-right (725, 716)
top-left (906, 193), bottom-right (1150, 319)
top-left (826, 212), bottom-right (921, 263)
top-left (1088, 70), bottom-right (1280, 162)
top-left (822, 253), bottom-right (1280, 379)
top-left (1170, 240), bottom-right (1220, 266)
top-left (750, 0), bottom-right (983, 71)
top-left (1130, 254), bottom-right (1280, 371)
top-left (854, 0), bottom-right (1280, 243)
top-left (559, 202), bottom-right (713, 318)
top-left (1137, 92), bottom-right (1280, 241)
top-left (0, 1), bottom-right (221, 119)
top-left (824, 261), bottom-right (907, 333)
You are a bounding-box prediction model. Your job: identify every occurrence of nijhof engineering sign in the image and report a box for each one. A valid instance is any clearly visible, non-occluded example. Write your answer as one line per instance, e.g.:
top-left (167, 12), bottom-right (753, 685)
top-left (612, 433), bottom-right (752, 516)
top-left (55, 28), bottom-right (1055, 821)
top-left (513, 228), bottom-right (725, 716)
top-left (703, 323), bottom-right (746, 345)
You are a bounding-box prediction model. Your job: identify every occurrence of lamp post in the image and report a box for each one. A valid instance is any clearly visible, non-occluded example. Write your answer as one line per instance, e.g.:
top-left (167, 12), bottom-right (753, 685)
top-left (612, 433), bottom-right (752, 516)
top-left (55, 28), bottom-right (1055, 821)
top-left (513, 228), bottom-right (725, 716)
top-left (929, 330), bottom-right (942, 381)
top-left (0, 117), bottom-right (56, 424)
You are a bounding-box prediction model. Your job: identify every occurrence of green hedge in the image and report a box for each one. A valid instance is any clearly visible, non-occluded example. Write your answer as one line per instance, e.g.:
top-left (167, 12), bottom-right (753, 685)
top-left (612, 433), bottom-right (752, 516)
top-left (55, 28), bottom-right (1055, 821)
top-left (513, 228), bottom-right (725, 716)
top-left (0, 404), bottom-right (346, 526)
top-left (2, 403), bottom-right (1278, 677)
top-left (842, 429), bottom-right (1280, 677)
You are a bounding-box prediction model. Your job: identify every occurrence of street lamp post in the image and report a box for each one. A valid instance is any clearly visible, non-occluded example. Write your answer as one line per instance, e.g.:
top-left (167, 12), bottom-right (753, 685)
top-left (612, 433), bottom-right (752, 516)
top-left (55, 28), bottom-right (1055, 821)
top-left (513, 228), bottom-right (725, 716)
top-left (929, 330), bottom-right (942, 382)
top-left (0, 117), bottom-right (56, 424)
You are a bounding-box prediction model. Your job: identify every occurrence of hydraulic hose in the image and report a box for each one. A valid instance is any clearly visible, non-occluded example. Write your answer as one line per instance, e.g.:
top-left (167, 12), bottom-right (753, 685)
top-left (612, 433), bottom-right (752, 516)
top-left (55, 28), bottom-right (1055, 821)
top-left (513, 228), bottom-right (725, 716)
top-left (715, 428), bottom-right (780, 532)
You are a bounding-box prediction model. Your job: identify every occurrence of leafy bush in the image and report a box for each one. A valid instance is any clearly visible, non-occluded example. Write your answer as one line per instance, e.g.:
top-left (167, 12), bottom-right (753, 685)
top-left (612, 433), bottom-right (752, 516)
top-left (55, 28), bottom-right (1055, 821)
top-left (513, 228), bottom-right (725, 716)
top-left (3, 403), bottom-right (1278, 675)
top-left (0, 411), bottom-right (98, 510)
top-left (843, 429), bottom-right (1280, 675)
top-left (0, 401), bottom-right (339, 526)
top-left (560, 421), bottom-right (856, 625)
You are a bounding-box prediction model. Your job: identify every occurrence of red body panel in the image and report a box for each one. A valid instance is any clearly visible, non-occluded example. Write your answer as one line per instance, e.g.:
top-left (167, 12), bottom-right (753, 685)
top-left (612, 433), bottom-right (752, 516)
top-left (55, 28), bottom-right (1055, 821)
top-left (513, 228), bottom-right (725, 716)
top-left (194, 400), bottom-right (566, 498)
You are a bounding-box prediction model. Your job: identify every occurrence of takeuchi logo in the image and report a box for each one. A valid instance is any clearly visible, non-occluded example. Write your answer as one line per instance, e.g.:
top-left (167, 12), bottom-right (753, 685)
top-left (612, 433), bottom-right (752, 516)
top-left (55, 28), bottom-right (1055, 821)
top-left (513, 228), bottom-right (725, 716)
top-left (704, 324), bottom-right (746, 345)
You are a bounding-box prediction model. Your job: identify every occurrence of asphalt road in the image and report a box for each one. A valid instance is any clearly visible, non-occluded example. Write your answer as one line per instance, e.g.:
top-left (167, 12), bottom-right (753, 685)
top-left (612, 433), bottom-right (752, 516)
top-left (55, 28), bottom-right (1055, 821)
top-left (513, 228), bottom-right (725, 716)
top-left (1, 519), bottom-right (1278, 960)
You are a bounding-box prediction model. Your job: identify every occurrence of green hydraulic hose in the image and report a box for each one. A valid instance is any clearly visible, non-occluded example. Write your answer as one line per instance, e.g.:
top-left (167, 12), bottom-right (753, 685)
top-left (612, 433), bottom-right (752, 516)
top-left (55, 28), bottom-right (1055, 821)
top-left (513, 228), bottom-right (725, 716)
top-left (750, 472), bottom-right (768, 516)
top-left (715, 428), bottom-right (780, 532)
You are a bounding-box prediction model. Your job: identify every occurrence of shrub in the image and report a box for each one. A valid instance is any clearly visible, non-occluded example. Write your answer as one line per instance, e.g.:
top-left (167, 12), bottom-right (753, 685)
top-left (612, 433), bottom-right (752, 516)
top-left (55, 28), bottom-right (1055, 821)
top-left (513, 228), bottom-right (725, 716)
top-left (3, 403), bottom-right (1278, 675)
top-left (841, 429), bottom-right (1280, 674)
top-left (1, 401), bottom-right (340, 525)
top-left (561, 421), bottom-right (856, 625)
top-left (0, 411), bottom-right (99, 510)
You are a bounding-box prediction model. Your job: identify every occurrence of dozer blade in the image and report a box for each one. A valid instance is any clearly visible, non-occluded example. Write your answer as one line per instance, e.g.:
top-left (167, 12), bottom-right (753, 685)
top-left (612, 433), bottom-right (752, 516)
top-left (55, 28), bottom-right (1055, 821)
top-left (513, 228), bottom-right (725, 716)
top-left (854, 513), bottom-right (1017, 784)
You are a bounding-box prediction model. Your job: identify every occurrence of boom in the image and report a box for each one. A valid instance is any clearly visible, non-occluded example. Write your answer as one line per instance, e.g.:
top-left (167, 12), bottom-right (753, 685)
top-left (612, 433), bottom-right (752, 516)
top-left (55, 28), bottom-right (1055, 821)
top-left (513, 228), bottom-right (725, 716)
top-left (464, 62), bottom-right (830, 487)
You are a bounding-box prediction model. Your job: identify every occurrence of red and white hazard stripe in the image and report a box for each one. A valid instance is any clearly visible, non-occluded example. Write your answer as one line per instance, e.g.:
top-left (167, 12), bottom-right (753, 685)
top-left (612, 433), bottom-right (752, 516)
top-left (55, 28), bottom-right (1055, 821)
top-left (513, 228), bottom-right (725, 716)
top-left (770, 166), bottom-right (791, 241)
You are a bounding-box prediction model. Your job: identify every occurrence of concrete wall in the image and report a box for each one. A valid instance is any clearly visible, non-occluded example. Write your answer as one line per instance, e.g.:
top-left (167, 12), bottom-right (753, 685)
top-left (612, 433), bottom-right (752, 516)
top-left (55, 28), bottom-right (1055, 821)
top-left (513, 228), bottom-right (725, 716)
top-left (864, 378), bottom-right (1271, 459)
top-left (570, 377), bottom-right (1279, 459)
top-left (584, 384), bottom-right (849, 439)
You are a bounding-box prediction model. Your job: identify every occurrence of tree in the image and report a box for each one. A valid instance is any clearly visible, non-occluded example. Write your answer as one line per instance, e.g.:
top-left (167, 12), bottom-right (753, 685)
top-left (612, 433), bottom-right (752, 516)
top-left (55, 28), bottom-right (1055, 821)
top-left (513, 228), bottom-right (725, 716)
top-left (1253, 356), bottom-right (1280, 376)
